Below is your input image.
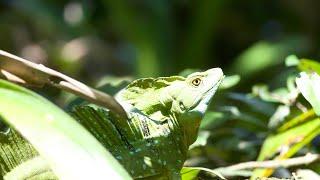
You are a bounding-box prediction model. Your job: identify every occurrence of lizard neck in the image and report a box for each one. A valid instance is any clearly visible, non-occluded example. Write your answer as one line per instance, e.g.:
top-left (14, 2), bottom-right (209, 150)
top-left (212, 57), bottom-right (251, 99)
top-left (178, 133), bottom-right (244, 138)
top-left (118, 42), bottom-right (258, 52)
top-left (176, 112), bottom-right (202, 147)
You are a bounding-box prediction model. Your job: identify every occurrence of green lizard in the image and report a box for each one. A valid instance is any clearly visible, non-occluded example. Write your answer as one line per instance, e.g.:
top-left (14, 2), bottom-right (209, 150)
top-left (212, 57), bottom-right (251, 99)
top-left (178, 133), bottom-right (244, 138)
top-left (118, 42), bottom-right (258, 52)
top-left (0, 68), bottom-right (224, 180)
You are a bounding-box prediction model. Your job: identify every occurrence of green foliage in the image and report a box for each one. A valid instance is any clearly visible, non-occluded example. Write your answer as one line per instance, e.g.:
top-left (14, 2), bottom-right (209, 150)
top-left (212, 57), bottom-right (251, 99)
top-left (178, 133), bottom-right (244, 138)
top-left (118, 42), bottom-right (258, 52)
top-left (251, 117), bottom-right (320, 178)
top-left (230, 38), bottom-right (307, 78)
top-left (181, 167), bottom-right (225, 180)
top-left (2, 56), bottom-right (320, 179)
top-left (219, 75), bottom-right (241, 89)
top-left (0, 80), bottom-right (130, 179)
top-left (298, 59), bottom-right (320, 74)
top-left (250, 58), bottom-right (320, 178)
top-left (185, 56), bottom-right (320, 179)
top-left (296, 72), bottom-right (320, 115)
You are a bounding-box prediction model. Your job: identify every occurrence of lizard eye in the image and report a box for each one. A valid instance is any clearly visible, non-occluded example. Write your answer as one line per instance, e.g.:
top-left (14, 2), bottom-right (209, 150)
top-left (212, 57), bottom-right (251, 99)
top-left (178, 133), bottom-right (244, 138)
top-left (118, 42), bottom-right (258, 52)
top-left (191, 78), bottom-right (201, 87)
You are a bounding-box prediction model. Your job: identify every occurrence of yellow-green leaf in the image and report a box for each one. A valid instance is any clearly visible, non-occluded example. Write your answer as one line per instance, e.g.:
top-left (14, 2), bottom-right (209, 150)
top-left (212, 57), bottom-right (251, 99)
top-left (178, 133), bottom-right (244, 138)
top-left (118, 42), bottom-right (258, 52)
top-left (0, 80), bottom-right (131, 179)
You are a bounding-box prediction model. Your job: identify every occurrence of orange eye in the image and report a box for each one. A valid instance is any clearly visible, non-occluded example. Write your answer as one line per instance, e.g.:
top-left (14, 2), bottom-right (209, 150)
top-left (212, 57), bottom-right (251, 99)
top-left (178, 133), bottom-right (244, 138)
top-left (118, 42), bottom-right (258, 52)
top-left (192, 78), bottom-right (201, 86)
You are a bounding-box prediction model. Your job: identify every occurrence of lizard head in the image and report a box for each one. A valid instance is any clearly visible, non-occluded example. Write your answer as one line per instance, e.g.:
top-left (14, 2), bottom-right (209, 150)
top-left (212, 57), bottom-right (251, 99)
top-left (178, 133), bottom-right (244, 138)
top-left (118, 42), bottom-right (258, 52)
top-left (161, 68), bottom-right (224, 145)
top-left (164, 68), bottom-right (224, 116)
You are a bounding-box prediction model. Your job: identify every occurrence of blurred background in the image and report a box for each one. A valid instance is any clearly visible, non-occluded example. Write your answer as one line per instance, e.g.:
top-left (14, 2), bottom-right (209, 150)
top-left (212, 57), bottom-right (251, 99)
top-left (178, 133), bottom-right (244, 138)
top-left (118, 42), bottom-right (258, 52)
top-left (1, 0), bottom-right (319, 83)
top-left (1, 1), bottom-right (320, 178)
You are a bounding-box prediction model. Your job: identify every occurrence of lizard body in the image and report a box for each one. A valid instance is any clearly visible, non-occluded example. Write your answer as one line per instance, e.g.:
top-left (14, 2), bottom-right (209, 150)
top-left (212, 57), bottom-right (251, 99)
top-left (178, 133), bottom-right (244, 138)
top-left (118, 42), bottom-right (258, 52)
top-left (0, 68), bottom-right (224, 179)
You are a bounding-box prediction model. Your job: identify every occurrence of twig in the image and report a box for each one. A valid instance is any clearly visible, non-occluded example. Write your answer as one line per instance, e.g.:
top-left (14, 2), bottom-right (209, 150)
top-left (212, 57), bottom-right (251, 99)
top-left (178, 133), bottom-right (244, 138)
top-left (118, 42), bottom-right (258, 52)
top-left (219, 153), bottom-right (320, 171)
top-left (0, 50), bottom-right (127, 118)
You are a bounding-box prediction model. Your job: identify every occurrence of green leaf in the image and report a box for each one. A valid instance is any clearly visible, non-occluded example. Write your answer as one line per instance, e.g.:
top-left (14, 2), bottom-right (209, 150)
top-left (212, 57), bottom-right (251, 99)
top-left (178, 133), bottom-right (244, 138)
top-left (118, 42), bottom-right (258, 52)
top-left (0, 80), bottom-right (131, 179)
top-left (268, 105), bottom-right (290, 129)
top-left (181, 167), bottom-right (226, 180)
top-left (220, 75), bottom-right (240, 89)
top-left (298, 59), bottom-right (320, 74)
top-left (231, 37), bottom-right (307, 77)
top-left (214, 168), bottom-right (252, 178)
top-left (228, 93), bottom-right (276, 116)
top-left (296, 72), bottom-right (320, 115)
top-left (278, 110), bottom-right (315, 132)
top-left (258, 118), bottom-right (320, 161)
top-left (252, 82), bottom-right (298, 106)
top-left (285, 55), bottom-right (300, 67)
top-left (219, 106), bottom-right (266, 129)
top-left (189, 131), bottom-right (210, 149)
top-left (251, 118), bottom-right (320, 179)
top-left (200, 111), bottom-right (229, 130)
top-left (181, 167), bottom-right (199, 180)
top-left (296, 169), bottom-right (320, 179)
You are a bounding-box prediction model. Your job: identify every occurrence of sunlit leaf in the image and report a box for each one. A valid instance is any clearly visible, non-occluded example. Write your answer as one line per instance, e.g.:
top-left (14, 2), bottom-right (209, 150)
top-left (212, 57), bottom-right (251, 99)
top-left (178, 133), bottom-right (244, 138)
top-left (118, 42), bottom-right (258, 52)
top-left (0, 80), bottom-right (131, 179)
top-left (251, 118), bottom-right (320, 179)
top-left (296, 169), bottom-right (320, 179)
top-left (181, 167), bottom-right (226, 180)
top-left (298, 59), bottom-right (320, 74)
top-left (268, 105), bottom-right (290, 129)
top-left (278, 110), bottom-right (316, 132)
top-left (189, 131), bottom-right (210, 149)
top-left (214, 168), bottom-right (252, 178)
top-left (181, 167), bottom-right (199, 180)
top-left (285, 55), bottom-right (299, 67)
top-left (296, 72), bottom-right (320, 115)
top-left (220, 75), bottom-right (240, 89)
top-left (258, 118), bottom-right (320, 161)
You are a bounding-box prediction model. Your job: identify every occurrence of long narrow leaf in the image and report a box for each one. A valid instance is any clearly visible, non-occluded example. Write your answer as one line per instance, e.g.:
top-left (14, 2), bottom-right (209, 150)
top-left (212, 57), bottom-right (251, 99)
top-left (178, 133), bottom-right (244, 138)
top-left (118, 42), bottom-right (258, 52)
top-left (251, 118), bottom-right (320, 179)
top-left (0, 80), bottom-right (131, 179)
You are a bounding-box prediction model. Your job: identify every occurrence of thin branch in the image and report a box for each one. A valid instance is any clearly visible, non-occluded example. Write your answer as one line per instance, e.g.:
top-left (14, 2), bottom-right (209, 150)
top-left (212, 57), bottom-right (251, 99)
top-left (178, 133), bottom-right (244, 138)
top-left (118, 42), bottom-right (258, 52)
top-left (0, 50), bottom-right (127, 118)
top-left (219, 153), bottom-right (320, 171)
